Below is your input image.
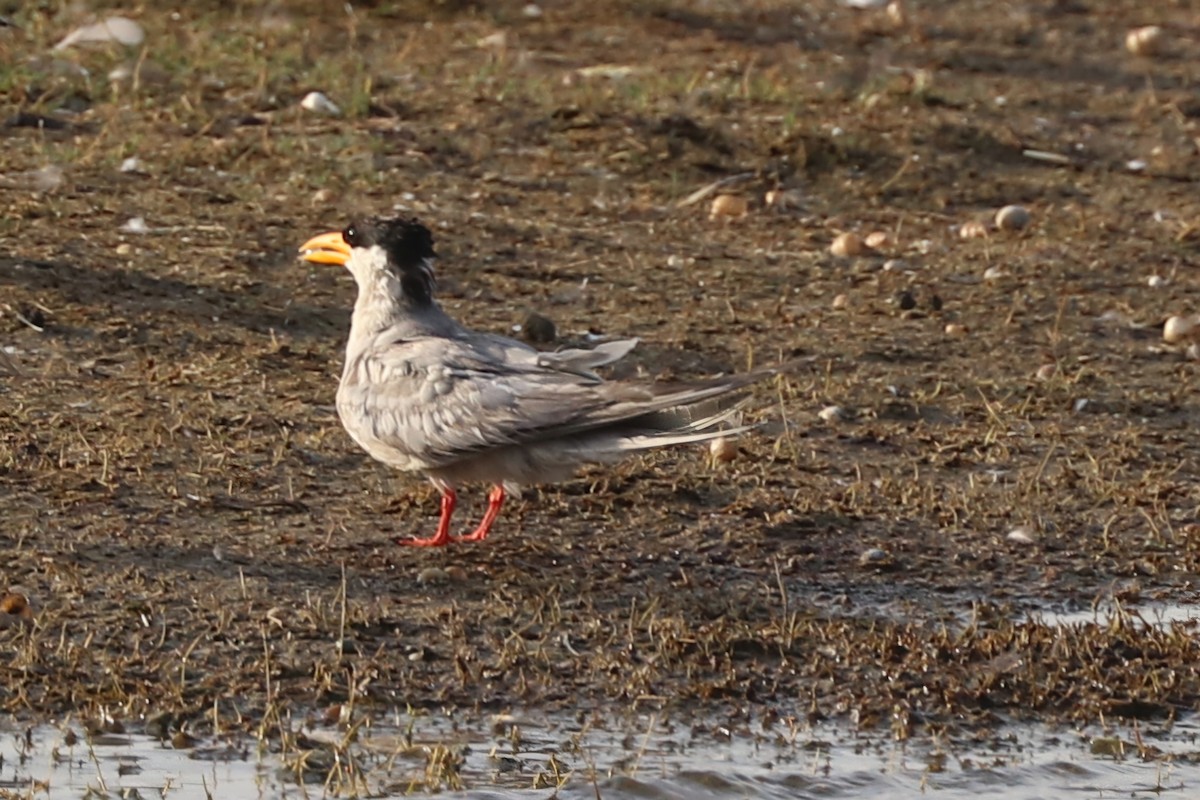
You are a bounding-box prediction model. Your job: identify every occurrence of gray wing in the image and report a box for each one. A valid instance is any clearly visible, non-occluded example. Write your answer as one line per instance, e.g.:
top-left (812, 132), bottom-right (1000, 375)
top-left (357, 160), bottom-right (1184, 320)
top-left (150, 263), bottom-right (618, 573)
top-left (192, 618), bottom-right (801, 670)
top-left (340, 332), bottom-right (756, 467)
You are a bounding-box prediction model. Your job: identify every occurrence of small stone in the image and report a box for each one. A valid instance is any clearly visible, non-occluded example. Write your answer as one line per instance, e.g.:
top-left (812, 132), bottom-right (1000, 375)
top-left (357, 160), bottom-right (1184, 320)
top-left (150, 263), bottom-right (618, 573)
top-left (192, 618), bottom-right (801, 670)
top-left (1073, 398), bottom-right (1090, 413)
top-left (709, 437), bottom-right (738, 464)
top-left (1035, 363), bottom-right (1057, 381)
top-left (818, 405), bottom-right (847, 423)
top-left (830, 232), bottom-right (865, 257)
top-left (944, 323), bottom-right (967, 337)
top-left (929, 294), bottom-right (943, 312)
top-left (1163, 315), bottom-right (1196, 344)
top-left (959, 220), bottom-right (989, 239)
top-left (1147, 275), bottom-right (1167, 288)
top-left (445, 565), bottom-right (469, 582)
top-left (882, 258), bottom-right (906, 272)
top-left (115, 243), bottom-right (133, 256)
top-left (859, 548), bottom-right (892, 567)
top-left (982, 266), bottom-right (1006, 281)
top-left (417, 567), bottom-right (449, 585)
top-left (764, 189), bottom-right (802, 210)
top-left (311, 187), bottom-right (336, 206)
top-left (521, 311), bottom-right (557, 344)
top-left (1126, 25), bottom-right (1163, 57)
top-left (895, 290), bottom-right (916, 310)
top-left (995, 205), bottom-right (1031, 231)
top-left (709, 194), bottom-right (748, 220)
top-left (522, 3), bottom-right (543, 17)
top-left (831, 293), bottom-right (849, 310)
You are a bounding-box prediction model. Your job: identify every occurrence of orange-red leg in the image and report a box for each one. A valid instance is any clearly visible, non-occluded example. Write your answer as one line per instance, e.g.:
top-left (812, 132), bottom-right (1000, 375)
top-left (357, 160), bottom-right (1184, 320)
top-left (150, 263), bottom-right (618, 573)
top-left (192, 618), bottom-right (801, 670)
top-left (398, 488), bottom-right (456, 547)
top-left (452, 485), bottom-right (506, 543)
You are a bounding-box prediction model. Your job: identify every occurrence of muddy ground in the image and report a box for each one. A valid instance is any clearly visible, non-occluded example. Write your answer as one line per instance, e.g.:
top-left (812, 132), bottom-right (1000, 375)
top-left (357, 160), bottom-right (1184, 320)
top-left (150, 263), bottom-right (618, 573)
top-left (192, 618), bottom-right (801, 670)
top-left (3, 0), bottom-right (1200, 785)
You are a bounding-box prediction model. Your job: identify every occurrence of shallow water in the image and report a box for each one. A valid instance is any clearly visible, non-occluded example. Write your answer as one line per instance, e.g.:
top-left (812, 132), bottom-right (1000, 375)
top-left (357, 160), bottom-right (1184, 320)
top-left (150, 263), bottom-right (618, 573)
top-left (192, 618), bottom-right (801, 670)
top-left (1030, 600), bottom-right (1200, 629)
top-left (2, 712), bottom-right (1197, 799)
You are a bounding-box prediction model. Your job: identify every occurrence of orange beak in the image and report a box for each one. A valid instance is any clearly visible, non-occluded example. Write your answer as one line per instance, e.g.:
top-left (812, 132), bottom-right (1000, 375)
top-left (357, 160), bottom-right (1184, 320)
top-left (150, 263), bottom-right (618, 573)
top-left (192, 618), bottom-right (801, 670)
top-left (298, 231), bottom-right (351, 266)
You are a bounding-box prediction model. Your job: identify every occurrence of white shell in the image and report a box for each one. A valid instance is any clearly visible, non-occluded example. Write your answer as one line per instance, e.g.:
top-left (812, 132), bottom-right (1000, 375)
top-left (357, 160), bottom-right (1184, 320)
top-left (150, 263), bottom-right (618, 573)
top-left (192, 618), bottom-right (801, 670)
top-left (300, 91), bottom-right (341, 116)
top-left (1006, 526), bottom-right (1038, 545)
top-left (54, 17), bottom-right (145, 50)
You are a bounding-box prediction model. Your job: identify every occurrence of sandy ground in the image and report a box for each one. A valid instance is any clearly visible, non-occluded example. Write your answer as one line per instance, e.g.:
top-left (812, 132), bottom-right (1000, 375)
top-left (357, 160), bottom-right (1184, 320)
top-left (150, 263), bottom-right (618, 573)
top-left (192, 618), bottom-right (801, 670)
top-left (3, 0), bottom-right (1200, 785)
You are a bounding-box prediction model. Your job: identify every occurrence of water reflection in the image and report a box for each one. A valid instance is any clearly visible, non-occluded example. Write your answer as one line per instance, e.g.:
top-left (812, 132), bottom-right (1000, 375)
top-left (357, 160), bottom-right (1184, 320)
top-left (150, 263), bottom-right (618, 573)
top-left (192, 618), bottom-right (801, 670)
top-left (0, 712), bottom-right (1195, 799)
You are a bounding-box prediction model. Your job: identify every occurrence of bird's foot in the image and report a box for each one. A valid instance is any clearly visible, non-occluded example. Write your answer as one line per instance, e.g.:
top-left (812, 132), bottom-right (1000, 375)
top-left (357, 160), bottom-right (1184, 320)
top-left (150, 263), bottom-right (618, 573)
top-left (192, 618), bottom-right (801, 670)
top-left (395, 533), bottom-right (452, 547)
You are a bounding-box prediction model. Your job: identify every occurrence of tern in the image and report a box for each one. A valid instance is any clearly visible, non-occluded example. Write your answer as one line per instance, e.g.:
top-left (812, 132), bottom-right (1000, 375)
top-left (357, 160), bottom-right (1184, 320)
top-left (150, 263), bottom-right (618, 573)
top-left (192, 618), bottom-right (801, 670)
top-left (299, 217), bottom-right (779, 547)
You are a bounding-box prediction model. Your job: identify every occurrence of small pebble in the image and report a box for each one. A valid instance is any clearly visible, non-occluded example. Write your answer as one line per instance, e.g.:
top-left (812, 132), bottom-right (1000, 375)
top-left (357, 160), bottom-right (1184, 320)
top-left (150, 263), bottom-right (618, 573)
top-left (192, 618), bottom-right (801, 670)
top-left (882, 258), bottom-right (906, 272)
top-left (764, 189), bottom-right (802, 210)
top-left (995, 205), bottom-right (1031, 231)
top-left (709, 437), bottom-right (738, 464)
top-left (709, 194), bottom-right (748, 220)
top-left (944, 323), bottom-right (967, 337)
top-left (929, 293), bottom-right (943, 311)
top-left (445, 565), bottom-right (469, 582)
top-left (417, 567), bottom-right (449, 585)
top-left (1125, 25), bottom-right (1163, 57)
top-left (895, 290), bottom-right (917, 310)
top-left (858, 548), bottom-right (892, 567)
top-left (1073, 398), bottom-right (1090, 413)
top-left (1147, 275), bottom-right (1166, 288)
top-left (477, 31), bottom-right (507, 49)
top-left (982, 266), bottom-right (1006, 281)
top-left (311, 187), bottom-right (336, 206)
top-left (119, 157), bottom-right (143, 173)
top-left (1163, 314), bottom-right (1196, 344)
top-left (959, 220), bottom-right (989, 239)
top-left (831, 293), bottom-right (849, 310)
top-left (830, 232), bottom-right (865, 257)
top-left (1187, 343), bottom-right (1200, 361)
top-left (522, 3), bottom-right (543, 17)
top-left (1006, 526), bottom-right (1038, 545)
top-left (116, 243), bottom-right (133, 256)
top-left (521, 311), bottom-right (557, 344)
top-left (818, 405), bottom-right (847, 423)
top-left (1035, 363), bottom-right (1057, 381)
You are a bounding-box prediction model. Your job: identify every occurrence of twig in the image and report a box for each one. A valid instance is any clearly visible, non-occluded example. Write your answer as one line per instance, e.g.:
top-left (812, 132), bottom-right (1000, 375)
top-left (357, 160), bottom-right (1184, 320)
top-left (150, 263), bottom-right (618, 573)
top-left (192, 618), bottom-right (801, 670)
top-left (676, 172), bottom-right (755, 208)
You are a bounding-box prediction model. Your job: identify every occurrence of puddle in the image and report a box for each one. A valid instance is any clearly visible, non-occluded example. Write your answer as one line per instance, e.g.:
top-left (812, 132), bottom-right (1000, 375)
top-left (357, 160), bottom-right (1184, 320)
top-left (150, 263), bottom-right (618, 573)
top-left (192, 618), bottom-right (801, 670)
top-left (2, 712), bottom-right (1199, 799)
top-left (1027, 601), bottom-right (1200, 629)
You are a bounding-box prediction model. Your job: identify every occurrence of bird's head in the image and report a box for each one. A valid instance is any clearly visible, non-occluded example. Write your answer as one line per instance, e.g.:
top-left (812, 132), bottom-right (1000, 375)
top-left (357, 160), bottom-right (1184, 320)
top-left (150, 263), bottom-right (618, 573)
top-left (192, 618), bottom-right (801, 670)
top-left (299, 216), bottom-right (438, 308)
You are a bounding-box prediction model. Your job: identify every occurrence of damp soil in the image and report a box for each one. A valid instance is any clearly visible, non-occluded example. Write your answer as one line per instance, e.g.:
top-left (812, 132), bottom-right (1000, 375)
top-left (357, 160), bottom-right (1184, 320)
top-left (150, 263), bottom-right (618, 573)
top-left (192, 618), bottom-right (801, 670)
top-left (3, 0), bottom-right (1200, 785)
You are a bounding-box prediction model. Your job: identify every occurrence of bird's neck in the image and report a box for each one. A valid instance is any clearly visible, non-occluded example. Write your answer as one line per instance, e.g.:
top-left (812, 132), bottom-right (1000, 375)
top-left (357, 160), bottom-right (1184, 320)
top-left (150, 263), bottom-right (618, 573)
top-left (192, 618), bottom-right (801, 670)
top-left (344, 272), bottom-right (441, 359)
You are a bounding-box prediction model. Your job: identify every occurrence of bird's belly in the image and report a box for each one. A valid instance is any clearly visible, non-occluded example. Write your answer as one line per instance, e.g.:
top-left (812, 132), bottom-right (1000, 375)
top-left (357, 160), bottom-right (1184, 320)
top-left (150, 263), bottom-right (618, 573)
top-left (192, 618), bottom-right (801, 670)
top-left (335, 400), bottom-right (431, 473)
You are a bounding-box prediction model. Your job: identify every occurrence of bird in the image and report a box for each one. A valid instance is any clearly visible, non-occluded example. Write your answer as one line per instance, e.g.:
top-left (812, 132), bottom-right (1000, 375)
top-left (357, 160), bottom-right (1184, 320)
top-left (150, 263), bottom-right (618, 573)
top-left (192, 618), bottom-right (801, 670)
top-left (299, 216), bottom-right (782, 547)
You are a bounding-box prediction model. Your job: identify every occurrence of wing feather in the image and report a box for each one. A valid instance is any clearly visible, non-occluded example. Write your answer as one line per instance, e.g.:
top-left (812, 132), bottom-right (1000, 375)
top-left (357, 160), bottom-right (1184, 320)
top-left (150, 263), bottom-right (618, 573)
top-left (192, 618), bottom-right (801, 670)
top-left (337, 332), bottom-right (764, 470)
